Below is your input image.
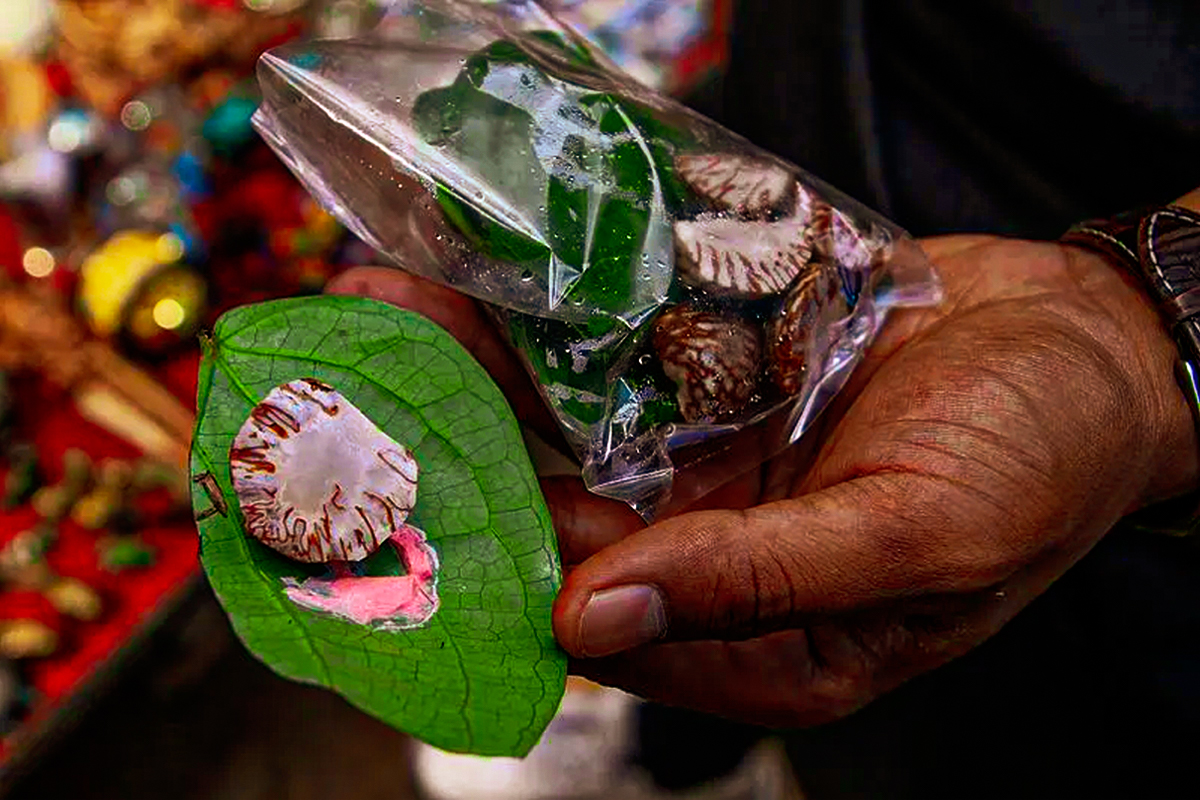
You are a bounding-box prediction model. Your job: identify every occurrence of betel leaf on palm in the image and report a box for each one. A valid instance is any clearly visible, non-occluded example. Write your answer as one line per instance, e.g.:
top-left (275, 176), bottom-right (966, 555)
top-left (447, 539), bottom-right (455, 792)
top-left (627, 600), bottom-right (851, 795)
top-left (189, 295), bottom-right (566, 757)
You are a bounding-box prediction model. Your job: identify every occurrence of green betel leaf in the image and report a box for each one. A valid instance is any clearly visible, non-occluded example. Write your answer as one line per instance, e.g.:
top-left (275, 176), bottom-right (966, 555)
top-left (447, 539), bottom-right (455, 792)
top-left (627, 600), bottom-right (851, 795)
top-left (411, 39), bottom-right (678, 326)
top-left (189, 295), bottom-right (566, 757)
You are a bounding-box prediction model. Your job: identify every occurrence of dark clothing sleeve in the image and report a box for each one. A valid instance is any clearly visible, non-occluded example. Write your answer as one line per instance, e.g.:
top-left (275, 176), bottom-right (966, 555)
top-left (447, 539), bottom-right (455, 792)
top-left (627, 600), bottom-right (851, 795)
top-left (716, 1), bottom-right (1200, 239)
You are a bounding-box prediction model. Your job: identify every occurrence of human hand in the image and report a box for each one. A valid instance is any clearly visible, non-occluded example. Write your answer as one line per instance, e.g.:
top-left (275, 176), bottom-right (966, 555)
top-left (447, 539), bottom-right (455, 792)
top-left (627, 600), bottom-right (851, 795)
top-left (327, 197), bottom-right (1199, 727)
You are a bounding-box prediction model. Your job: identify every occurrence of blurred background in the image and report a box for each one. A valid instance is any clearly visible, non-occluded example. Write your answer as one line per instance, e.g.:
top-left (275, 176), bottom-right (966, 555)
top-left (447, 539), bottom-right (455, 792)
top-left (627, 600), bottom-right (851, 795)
top-left (0, 2), bottom-right (809, 799)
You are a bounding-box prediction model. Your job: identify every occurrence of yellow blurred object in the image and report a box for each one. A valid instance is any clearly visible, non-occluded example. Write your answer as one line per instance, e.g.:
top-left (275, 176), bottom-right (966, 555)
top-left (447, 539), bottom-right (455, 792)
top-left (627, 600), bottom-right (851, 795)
top-left (31, 485), bottom-right (71, 521)
top-left (0, 57), bottom-right (53, 131)
top-left (80, 231), bottom-right (175, 336)
top-left (73, 383), bottom-right (188, 465)
top-left (44, 577), bottom-right (103, 622)
top-left (78, 230), bottom-right (206, 351)
top-left (0, 284), bottom-right (196, 467)
top-left (55, 0), bottom-right (307, 116)
top-left (70, 487), bottom-right (120, 530)
top-left (566, 676), bottom-right (608, 694)
top-left (0, 619), bottom-right (58, 660)
top-left (125, 265), bottom-right (206, 347)
top-left (154, 231), bottom-right (186, 263)
top-left (0, 56), bottom-right (55, 160)
top-left (70, 458), bottom-right (133, 530)
top-left (301, 197), bottom-right (341, 247)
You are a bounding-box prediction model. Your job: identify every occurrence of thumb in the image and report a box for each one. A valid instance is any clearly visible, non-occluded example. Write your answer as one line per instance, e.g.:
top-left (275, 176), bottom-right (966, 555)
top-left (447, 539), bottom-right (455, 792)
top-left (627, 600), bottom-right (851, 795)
top-left (553, 472), bottom-right (1013, 658)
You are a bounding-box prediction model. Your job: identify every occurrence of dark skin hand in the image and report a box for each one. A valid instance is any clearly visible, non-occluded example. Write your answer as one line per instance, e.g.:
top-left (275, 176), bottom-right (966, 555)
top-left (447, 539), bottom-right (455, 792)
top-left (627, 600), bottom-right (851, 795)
top-left (327, 189), bottom-right (1200, 728)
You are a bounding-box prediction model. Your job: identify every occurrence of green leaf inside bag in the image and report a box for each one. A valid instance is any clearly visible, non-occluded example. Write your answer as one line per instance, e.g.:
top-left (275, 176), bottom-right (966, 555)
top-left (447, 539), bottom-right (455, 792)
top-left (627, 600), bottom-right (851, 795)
top-left (189, 295), bottom-right (566, 757)
top-left (412, 39), bottom-right (685, 323)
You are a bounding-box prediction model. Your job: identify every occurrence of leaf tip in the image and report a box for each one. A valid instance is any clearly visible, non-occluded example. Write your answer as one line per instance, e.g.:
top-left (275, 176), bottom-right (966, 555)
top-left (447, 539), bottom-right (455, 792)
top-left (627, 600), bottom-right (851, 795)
top-left (198, 328), bottom-right (216, 357)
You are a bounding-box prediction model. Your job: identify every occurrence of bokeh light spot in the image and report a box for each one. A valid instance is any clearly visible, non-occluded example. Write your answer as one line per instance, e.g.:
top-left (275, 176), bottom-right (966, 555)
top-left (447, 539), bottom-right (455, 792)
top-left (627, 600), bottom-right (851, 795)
top-left (152, 298), bottom-right (187, 330)
top-left (22, 247), bottom-right (55, 278)
top-left (155, 233), bottom-right (186, 264)
top-left (120, 100), bottom-right (153, 132)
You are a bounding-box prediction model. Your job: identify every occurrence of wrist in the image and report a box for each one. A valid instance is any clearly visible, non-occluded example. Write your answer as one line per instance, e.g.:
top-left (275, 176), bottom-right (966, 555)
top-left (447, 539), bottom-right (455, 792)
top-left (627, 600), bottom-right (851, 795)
top-left (1115, 265), bottom-right (1200, 509)
top-left (1066, 239), bottom-right (1200, 513)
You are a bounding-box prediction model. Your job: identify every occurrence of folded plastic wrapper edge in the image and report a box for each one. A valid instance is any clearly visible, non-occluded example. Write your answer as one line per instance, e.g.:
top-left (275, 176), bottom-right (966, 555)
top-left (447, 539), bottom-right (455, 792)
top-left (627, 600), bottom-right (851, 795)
top-left (250, 0), bottom-right (942, 519)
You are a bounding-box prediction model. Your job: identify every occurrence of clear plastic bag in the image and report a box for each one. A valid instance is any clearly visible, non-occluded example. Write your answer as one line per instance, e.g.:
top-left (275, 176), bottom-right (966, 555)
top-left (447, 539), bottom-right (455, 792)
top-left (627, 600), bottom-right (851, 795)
top-left (253, 0), bottom-right (941, 518)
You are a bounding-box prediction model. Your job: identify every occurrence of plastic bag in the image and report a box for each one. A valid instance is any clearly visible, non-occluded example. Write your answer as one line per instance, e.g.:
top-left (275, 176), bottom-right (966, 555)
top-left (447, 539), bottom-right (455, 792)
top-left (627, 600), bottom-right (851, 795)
top-left (252, 0), bottom-right (941, 518)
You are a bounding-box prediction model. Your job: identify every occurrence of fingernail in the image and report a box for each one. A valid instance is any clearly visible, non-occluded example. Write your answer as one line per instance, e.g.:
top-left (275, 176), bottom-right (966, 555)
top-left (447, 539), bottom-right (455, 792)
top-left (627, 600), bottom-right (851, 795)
top-left (579, 585), bottom-right (666, 657)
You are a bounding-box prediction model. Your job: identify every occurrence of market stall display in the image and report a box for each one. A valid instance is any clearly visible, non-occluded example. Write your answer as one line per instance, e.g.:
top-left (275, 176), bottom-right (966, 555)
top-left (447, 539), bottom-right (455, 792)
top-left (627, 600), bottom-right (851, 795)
top-left (0, 0), bottom-right (376, 779)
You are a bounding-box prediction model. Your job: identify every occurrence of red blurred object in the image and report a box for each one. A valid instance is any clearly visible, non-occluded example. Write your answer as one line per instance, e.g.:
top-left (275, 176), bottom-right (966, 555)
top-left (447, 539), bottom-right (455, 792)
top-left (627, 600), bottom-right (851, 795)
top-left (42, 62), bottom-right (75, 100)
top-left (0, 207), bottom-right (200, 768)
top-left (189, 70), bottom-right (238, 111)
top-left (192, 166), bottom-right (306, 243)
top-left (672, 0), bottom-right (734, 94)
top-left (45, 262), bottom-right (78, 299)
top-left (0, 593), bottom-right (59, 633)
top-left (192, 155), bottom-right (350, 311)
top-left (0, 207), bottom-right (24, 282)
top-left (0, 351), bottom-right (200, 768)
top-left (260, 20), bottom-right (308, 54)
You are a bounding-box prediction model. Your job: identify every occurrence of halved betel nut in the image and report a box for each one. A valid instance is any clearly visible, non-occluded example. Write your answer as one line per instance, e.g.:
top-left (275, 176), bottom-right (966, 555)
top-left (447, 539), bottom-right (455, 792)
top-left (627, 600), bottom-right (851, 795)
top-left (230, 378), bottom-right (419, 563)
top-left (673, 155), bottom-right (829, 298)
top-left (674, 153), bottom-right (797, 220)
top-left (653, 304), bottom-right (764, 424)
